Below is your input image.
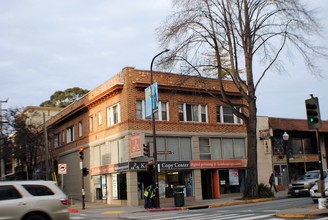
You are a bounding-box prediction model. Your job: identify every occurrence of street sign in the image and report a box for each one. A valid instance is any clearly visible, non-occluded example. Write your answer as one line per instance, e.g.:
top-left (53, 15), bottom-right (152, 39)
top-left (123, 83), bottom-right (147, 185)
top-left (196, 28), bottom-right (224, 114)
top-left (157, 150), bottom-right (174, 155)
top-left (58, 163), bottom-right (67, 174)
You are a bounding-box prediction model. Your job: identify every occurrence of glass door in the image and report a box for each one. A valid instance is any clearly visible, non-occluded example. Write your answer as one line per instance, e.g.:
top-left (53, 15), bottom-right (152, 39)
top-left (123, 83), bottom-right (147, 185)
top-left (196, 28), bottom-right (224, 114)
top-left (274, 164), bottom-right (288, 188)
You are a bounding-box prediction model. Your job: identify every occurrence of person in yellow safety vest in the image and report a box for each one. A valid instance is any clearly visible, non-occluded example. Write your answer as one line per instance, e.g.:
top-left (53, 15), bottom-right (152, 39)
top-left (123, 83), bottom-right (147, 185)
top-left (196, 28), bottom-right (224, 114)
top-left (150, 185), bottom-right (158, 208)
top-left (144, 185), bottom-right (153, 209)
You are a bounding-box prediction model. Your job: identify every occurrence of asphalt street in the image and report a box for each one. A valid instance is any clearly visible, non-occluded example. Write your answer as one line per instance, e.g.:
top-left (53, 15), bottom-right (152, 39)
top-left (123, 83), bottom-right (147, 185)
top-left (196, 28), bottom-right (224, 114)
top-left (69, 196), bottom-right (328, 220)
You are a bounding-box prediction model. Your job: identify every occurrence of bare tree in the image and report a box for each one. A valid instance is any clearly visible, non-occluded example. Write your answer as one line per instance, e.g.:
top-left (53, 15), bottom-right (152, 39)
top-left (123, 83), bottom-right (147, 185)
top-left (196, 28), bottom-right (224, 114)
top-left (3, 108), bottom-right (44, 180)
top-left (157, 0), bottom-right (326, 198)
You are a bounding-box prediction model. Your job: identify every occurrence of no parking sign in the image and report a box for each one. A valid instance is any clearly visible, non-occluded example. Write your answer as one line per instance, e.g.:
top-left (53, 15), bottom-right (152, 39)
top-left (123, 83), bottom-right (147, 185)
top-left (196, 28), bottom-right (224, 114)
top-left (58, 163), bottom-right (67, 174)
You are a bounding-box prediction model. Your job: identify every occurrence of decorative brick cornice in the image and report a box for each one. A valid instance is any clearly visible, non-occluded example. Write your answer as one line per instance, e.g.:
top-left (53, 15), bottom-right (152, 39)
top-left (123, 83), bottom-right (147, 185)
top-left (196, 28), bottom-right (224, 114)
top-left (86, 84), bottom-right (123, 108)
top-left (133, 82), bottom-right (242, 98)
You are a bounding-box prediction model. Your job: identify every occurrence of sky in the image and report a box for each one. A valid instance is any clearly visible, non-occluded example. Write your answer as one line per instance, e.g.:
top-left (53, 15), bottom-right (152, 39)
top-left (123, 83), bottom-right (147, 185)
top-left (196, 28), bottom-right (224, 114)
top-left (0, 0), bottom-right (327, 121)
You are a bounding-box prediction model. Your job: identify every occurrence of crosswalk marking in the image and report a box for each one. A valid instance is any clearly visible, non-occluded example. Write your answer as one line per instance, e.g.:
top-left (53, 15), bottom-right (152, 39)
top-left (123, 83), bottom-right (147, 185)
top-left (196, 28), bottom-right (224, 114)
top-left (121, 212), bottom-right (277, 220)
top-left (145, 213), bottom-right (203, 220)
top-left (71, 211), bottom-right (328, 220)
top-left (236, 214), bottom-right (273, 220)
top-left (174, 213), bottom-right (241, 220)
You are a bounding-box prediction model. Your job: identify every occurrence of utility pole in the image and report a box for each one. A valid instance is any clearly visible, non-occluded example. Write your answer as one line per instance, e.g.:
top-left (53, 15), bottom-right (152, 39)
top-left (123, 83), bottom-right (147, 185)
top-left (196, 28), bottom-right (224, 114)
top-left (305, 95), bottom-right (324, 198)
top-left (79, 147), bottom-right (86, 209)
top-left (0, 99), bottom-right (8, 180)
top-left (43, 113), bottom-right (49, 180)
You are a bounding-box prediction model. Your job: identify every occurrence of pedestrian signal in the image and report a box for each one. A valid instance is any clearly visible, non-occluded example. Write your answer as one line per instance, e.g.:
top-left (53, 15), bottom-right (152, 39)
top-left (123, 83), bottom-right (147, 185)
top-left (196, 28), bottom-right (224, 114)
top-left (82, 167), bottom-right (89, 176)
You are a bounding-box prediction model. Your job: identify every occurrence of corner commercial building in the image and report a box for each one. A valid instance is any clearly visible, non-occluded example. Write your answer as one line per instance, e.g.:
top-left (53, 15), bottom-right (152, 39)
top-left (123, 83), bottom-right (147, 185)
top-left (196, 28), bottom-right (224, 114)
top-left (46, 67), bottom-right (248, 206)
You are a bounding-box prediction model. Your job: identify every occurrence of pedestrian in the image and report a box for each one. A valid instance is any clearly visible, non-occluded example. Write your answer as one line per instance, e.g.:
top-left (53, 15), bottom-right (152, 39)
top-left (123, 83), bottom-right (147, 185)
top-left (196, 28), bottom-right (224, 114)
top-left (269, 173), bottom-right (278, 192)
top-left (150, 184), bottom-right (158, 208)
top-left (143, 185), bottom-right (153, 209)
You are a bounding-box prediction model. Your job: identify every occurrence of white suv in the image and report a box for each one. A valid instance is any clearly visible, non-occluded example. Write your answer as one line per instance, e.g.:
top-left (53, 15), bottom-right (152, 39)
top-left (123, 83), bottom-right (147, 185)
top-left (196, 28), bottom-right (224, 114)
top-left (0, 180), bottom-right (69, 220)
top-left (288, 170), bottom-right (327, 197)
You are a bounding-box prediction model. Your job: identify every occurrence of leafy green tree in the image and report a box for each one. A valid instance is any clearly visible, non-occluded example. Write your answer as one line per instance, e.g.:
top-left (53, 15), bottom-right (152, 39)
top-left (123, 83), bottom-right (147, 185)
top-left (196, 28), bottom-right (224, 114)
top-left (157, 0), bottom-right (325, 198)
top-left (40, 87), bottom-right (89, 108)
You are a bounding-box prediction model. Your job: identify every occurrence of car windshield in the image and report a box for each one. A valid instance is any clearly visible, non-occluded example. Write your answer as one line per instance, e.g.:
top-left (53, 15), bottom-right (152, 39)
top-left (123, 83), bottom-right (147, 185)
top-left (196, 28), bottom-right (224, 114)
top-left (300, 172), bottom-right (319, 180)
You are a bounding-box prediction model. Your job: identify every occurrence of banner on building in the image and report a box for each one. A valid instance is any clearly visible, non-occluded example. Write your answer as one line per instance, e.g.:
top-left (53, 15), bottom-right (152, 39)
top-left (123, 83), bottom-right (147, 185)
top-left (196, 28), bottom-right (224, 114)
top-left (145, 82), bottom-right (158, 118)
top-left (130, 133), bottom-right (145, 158)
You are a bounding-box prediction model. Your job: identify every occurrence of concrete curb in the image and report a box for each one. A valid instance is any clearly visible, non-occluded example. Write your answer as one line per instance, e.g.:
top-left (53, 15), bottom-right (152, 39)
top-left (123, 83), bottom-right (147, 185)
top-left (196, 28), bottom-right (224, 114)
top-left (209, 198), bottom-right (273, 208)
top-left (150, 197), bottom-right (274, 212)
top-left (275, 208), bottom-right (328, 219)
top-left (149, 207), bottom-right (182, 212)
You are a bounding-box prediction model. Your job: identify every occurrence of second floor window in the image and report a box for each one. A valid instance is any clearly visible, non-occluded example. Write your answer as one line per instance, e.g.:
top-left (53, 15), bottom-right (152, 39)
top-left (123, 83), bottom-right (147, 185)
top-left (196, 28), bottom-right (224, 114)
top-left (217, 106), bottom-right (242, 124)
top-left (54, 133), bottom-right (61, 148)
top-left (178, 103), bottom-right (207, 122)
top-left (78, 121), bottom-right (83, 137)
top-left (136, 100), bottom-right (168, 121)
top-left (98, 112), bottom-right (102, 125)
top-left (66, 126), bottom-right (74, 143)
top-left (89, 116), bottom-right (93, 132)
top-left (107, 103), bottom-right (121, 126)
top-left (61, 130), bottom-right (65, 143)
top-left (199, 137), bottom-right (246, 160)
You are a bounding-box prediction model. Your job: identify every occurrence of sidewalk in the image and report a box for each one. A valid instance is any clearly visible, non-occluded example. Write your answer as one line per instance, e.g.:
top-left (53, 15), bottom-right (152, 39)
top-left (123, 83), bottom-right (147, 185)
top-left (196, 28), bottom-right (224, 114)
top-left (68, 190), bottom-right (328, 218)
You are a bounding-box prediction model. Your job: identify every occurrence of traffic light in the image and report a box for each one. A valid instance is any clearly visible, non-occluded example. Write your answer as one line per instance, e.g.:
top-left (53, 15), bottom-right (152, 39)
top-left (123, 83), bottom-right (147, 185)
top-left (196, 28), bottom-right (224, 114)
top-left (305, 97), bottom-right (321, 129)
top-left (82, 167), bottom-right (89, 176)
top-left (79, 147), bottom-right (84, 160)
top-left (143, 143), bottom-right (149, 157)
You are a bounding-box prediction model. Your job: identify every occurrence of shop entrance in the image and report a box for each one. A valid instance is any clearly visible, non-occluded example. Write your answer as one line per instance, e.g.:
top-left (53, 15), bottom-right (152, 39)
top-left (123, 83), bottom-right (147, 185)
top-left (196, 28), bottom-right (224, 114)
top-left (274, 164), bottom-right (288, 188)
top-left (201, 169), bottom-right (215, 199)
top-left (94, 175), bottom-right (107, 201)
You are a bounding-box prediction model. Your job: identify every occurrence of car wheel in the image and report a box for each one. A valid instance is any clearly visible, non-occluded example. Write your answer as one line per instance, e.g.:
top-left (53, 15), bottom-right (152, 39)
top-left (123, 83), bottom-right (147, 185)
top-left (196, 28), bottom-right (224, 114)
top-left (24, 214), bottom-right (49, 220)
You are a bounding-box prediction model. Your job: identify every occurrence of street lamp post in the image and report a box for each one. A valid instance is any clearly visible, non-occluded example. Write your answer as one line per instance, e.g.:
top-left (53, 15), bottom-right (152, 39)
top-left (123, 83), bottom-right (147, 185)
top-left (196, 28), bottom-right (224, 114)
top-left (282, 131), bottom-right (290, 185)
top-left (316, 129), bottom-right (325, 198)
top-left (150, 49), bottom-right (169, 209)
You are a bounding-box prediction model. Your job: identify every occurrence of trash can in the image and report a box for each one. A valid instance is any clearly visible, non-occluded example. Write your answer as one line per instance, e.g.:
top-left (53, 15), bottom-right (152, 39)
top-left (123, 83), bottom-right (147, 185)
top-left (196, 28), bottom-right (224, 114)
top-left (174, 185), bottom-right (185, 207)
top-left (318, 198), bottom-right (327, 209)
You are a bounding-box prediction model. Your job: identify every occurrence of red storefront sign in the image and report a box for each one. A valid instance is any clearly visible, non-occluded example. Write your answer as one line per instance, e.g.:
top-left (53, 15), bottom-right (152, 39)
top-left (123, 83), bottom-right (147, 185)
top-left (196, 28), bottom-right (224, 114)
top-left (190, 159), bottom-right (247, 169)
top-left (90, 164), bottom-right (114, 175)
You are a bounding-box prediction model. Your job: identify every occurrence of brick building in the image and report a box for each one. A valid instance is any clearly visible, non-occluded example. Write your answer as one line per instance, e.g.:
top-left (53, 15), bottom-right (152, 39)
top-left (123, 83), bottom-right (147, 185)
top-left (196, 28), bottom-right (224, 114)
top-left (46, 67), bottom-right (247, 206)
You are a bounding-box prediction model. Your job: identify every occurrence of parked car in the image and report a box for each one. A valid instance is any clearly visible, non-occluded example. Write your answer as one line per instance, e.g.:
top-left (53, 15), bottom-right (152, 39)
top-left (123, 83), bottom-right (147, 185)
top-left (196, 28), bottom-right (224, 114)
top-left (0, 180), bottom-right (69, 220)
top-left (288, 170), bottom-right (327, 197)
top-left (309, 176), bottom-right (328, 203)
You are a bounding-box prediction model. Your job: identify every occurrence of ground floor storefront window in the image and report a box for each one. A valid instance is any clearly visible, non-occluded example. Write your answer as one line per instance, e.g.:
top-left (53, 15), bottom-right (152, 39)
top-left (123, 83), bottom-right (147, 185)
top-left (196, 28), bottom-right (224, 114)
top-left (219, 169), bottom-right (245, 195)
top-left (93, 173), bottom-right (127, 201)
top-left (137, 170), bottom-right (193, 199)
top-left (200, 168), bottom-right (245, 199)
top-left (93, 175), bottom-right (107, 201)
